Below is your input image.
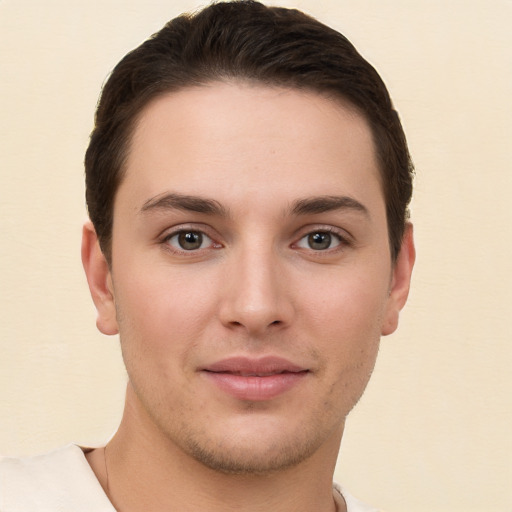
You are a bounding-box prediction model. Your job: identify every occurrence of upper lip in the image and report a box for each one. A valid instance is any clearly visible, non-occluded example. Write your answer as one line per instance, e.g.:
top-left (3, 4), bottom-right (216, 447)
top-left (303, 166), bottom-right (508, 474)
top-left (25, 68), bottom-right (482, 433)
top-left (202, 356), bottom-right (308, 376)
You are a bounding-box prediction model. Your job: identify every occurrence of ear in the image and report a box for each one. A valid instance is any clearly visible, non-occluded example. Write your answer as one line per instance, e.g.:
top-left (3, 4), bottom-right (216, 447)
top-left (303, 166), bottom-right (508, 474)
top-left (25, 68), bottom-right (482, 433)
top-left (381, 223), bottom-right (415, 336)
top-left (81, 221), bottom-right (119, 335)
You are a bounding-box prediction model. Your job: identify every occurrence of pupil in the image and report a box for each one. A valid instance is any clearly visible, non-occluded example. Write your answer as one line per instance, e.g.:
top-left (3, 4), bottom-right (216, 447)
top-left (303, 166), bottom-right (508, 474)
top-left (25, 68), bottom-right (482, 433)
top-left (179, 231), bottom-right (202, 250)
top-left (309, 232), bottom-right (331, 250)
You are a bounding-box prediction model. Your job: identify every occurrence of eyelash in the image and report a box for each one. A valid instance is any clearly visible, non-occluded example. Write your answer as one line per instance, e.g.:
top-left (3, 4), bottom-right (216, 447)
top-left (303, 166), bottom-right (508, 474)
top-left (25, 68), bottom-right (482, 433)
top-left (161, 226), bottom-right (222, 254)
top-left (159, 226), bottom-right (351, 255)
top-left (293, 227), bottom-right (350, 253)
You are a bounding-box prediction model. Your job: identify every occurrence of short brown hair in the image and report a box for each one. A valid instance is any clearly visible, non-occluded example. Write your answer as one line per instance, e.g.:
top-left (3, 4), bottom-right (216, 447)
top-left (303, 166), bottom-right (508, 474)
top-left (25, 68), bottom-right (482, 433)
top-left (85, 0), bottom-right (413, 262)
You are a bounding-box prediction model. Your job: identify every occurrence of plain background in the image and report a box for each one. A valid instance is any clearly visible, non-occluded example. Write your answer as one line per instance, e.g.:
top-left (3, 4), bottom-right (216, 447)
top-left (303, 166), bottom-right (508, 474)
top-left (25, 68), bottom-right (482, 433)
top-left (1, 1), bottom-right (511, 511)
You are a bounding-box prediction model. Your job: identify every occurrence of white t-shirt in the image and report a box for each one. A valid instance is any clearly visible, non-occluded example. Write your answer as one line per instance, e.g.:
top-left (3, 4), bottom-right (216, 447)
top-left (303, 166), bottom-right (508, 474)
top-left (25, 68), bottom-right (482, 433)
top-left (0, 445), bottom-right (381, 511)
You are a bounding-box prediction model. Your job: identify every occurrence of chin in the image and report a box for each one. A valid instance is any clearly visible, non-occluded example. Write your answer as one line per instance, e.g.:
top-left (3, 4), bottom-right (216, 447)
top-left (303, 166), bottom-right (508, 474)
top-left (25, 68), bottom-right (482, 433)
top-left (183, 436), bottom-right (319, 475)
top-left (173, 414), bottom-right (341, 476)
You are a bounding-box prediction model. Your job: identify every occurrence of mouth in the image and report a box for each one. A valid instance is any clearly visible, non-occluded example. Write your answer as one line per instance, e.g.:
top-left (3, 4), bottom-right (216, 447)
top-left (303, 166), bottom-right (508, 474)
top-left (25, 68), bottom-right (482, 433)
top-left (201, 356), bottom-right (309, 401)
top-left (202, 355), bottom-right (307, 374)
top-left (204, 370), bottom-right (306, 377)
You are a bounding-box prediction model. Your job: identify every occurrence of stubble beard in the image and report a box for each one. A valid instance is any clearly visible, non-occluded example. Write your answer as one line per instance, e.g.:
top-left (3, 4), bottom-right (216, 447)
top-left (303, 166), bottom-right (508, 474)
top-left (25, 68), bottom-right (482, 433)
top-left (177, 420), bottom-right (326, 476)
top-left (124, 358), bottom-right (364, 478)
top-left (130, 380), bottom-right (342, 477)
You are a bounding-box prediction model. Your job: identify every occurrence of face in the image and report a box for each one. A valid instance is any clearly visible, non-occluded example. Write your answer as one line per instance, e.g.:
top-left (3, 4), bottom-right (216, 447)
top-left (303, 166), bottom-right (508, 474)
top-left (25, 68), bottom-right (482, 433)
top-left (84, 82), bottom-right (414, 474)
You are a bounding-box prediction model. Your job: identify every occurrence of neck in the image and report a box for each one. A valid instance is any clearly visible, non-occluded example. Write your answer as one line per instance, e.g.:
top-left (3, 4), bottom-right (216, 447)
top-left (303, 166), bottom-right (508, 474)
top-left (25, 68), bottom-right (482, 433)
top-left (88, 387), bottom-right (345, 512)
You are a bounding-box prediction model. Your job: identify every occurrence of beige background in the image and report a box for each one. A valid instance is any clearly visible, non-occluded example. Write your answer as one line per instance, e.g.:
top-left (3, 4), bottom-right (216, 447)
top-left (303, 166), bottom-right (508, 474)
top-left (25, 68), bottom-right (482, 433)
top-left (1, 1), bottom-right (511, 510)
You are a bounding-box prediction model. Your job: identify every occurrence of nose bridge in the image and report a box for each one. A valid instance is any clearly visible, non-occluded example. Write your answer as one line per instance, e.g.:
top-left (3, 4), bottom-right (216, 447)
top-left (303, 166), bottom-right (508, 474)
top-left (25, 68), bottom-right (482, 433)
top-left (219, 237), bottom-right (291, 333)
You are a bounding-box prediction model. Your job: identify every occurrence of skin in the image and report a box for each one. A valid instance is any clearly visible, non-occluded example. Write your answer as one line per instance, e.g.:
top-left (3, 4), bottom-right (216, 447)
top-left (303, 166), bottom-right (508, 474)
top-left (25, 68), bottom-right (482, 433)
top-left (82, 82), bottom-right (415, 512)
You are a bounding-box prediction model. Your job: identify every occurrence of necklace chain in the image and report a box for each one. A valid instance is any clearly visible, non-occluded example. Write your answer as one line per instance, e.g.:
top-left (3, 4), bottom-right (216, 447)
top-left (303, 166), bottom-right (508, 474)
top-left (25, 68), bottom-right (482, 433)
top-left (101, 444), bottom-right (340, 511)
top-left (103, 444), bottom-right (110, 494)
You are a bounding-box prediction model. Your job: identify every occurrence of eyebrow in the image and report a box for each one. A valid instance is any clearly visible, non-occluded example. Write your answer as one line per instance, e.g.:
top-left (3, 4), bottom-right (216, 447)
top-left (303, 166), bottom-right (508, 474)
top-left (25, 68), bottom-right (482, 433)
top-left (290, 195), bottom-right (369, 217)
top-left (140, 193), bottom-right (228, 217)
top-left (139, 192), bottom-right (368, 219)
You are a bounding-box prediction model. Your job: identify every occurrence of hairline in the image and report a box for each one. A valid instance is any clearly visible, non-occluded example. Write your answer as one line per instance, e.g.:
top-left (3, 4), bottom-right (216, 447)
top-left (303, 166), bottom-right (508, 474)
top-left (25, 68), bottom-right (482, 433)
top-left (103, 77), bottom-right (391, 262)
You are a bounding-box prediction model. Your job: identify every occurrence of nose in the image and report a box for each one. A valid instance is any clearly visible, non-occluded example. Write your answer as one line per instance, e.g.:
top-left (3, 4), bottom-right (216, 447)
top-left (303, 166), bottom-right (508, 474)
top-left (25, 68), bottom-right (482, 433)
top-left (218, 244), bottom-right (294, 336)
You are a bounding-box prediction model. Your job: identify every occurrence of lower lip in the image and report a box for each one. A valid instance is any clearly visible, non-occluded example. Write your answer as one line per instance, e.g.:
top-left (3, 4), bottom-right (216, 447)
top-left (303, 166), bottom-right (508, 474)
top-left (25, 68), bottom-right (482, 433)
top-left (202, 371), bottom-right (308, 401)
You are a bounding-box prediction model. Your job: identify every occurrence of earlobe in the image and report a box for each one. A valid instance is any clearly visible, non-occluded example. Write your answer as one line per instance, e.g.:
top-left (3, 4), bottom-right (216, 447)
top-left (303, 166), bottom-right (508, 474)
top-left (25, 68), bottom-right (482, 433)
top-left (381, 223), bottom-right (415, 336)
top-left (81, 221), bottom-right (119, 336)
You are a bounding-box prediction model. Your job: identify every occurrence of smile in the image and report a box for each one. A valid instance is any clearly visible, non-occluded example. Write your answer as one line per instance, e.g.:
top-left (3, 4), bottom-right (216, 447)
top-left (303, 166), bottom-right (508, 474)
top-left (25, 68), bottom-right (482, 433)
top-left (201, 357), bottom-right (309, 401)
top-left (206, 370), bottom-right (305, 377)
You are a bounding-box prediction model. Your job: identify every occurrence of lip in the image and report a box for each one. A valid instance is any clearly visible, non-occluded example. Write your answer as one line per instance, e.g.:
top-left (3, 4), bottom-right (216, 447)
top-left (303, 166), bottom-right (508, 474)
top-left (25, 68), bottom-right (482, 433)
top-left (201, 356), bottom-right (309, 401)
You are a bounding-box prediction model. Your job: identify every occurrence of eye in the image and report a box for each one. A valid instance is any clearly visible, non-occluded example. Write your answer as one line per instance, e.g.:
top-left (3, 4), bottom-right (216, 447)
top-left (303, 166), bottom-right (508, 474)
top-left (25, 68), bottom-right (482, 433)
top-left (295, 231), bottom-right (342, 251)
top-left (165, 230), bottom-right (214, 251)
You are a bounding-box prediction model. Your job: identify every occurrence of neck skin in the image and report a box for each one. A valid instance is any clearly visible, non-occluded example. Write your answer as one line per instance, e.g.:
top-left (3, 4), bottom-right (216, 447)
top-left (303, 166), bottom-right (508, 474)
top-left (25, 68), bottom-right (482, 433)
top-left (86, 384), bottom-right (345, 512)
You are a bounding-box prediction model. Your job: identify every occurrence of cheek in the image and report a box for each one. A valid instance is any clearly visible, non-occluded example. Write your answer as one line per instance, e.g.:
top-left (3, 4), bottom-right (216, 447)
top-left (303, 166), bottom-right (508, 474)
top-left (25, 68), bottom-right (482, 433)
top-left (304, 268), bottom-right (389, 335)
top-left (300, 268), bottom-right (388, 382)
top-left (112, 265), bottom-right (219, 361)
top-left (313, 283), bottom-right (383, 412)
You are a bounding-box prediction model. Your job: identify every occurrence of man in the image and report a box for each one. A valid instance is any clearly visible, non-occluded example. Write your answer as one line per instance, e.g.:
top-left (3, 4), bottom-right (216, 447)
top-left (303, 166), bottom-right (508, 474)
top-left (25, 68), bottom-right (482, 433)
top-left (0, 1), bottom-right (415, 511)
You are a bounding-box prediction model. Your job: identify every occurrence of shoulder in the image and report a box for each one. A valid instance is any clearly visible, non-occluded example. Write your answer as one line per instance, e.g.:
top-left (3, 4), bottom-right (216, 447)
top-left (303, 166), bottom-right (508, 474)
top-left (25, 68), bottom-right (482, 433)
top-left (1, 444), bottom-right (88, 489)
top-left (0, 445), bottom-right (114, 511)
top-left (334, 482), bottom-right (384, 512)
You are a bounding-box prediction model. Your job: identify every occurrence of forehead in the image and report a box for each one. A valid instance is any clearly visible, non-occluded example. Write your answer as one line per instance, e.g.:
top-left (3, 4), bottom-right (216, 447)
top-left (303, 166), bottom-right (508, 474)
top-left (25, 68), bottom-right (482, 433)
top-left (120, 82), bottom-right (383, 212)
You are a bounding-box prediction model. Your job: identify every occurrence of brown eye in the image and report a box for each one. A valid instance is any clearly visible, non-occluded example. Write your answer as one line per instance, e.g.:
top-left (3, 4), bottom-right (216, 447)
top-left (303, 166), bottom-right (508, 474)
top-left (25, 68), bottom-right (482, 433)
top-left (307, 232), bottom-right (332, 250)
top-left (166, 230), bottom-right (211, 251)
top-left (178, 231), bottom-right (203, 250)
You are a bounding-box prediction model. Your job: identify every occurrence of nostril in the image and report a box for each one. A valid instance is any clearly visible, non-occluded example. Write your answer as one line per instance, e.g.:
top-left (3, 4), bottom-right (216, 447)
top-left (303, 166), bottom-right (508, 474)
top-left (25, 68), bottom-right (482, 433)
top-left (228, 319), bottom-right (282, 329)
